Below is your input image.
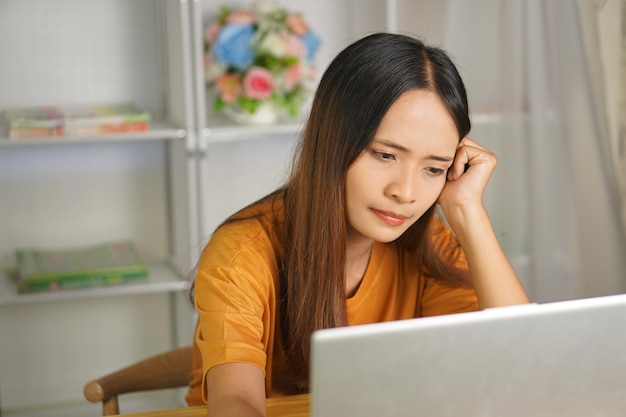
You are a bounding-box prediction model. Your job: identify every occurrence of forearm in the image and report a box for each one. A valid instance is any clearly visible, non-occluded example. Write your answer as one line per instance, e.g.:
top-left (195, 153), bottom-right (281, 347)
top-left (205, 363), bottom-right (267, 417)
top-left (206, 395), bottom-right (265, 417)
top-left (447, 205), bottom-right (530, 308)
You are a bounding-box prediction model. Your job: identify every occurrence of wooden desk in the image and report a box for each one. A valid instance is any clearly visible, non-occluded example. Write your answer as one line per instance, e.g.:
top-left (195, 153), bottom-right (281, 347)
top-left (116, 394), bottom-right (310, 417)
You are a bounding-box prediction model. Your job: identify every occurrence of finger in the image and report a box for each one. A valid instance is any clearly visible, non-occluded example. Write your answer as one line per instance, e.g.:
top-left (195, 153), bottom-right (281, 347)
top-left (459, 137), bottom-right (486, 151)
top-left (448, 139), bottom-right (495, 180)
top-left (448, 145), bottom-right (471, 180)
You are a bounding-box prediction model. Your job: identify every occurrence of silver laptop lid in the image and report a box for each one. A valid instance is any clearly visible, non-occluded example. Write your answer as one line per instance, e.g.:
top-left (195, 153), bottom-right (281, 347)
top-left (310, 294), bottom-right (626, 417)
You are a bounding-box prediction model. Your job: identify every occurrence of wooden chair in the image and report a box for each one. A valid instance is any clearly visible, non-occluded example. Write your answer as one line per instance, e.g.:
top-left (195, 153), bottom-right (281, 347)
top-left (83, 345), bottom-right (193, 416)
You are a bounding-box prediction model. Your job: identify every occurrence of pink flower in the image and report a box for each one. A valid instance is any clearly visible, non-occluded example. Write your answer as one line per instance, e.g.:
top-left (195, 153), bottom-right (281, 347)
top-left (286, 13), bottom-right (308, 36)
top-left (281, 32), bottom-right (306, 59)
top-left (204, 23), bottom-right (221, 44)
top-left (306, 65), bottom-right (317, 81)
top-left (243, 67), bottom-right (275, 100)
top-left (227, 10), bottom-right (257, 24)
top-left (204, 53), bottom-right (211, 77)
top-left (284, 65), bottom-right (303, 91)
top-left (216, 73), bottom-right (242, 103)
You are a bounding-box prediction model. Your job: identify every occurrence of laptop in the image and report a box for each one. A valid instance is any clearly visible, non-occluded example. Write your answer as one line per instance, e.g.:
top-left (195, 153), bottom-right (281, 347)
top-left (310, 293), bottom-right (626, 417)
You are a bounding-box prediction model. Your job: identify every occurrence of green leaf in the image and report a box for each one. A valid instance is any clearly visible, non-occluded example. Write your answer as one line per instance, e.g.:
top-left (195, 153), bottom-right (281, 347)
top-left (217, 6), bottom-right (231, 25)
top-left (214, 96), bottom-right (225, 112)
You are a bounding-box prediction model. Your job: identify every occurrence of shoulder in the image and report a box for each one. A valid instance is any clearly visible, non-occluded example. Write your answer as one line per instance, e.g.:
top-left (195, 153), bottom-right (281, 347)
top-left (203, 195), bottom-right (283, 269)
top-left (205, 218), bottom-right (273, 262)
top-left (197, 193), bottom-right (284, 291)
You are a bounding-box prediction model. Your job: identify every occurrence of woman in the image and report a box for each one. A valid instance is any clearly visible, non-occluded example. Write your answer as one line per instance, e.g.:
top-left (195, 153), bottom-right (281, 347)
top-left (186, 32), bottom-right (529, 416)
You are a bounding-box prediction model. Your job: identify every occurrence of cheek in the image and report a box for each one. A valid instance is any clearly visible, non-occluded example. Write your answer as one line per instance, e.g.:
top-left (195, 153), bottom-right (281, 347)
top-left (434, 178), bottom-right (447, 195)
top-left (345, 161), bottom-right (374, 197)
top-left (421, 178), bottom-right (447, 205)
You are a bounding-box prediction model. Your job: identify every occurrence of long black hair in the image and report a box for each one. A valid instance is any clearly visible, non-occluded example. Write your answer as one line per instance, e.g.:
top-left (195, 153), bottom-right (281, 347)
top-left (281, 32), bottom-right (472, 388)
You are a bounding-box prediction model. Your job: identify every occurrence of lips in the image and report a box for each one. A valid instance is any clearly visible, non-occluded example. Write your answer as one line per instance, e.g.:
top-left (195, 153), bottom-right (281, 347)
top-left (371, 208), bottom-right (410, 226)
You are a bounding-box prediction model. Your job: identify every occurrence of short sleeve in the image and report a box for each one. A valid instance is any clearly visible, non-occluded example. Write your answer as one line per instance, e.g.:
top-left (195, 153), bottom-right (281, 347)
top-left (192, 220), bottom-right (279, 403)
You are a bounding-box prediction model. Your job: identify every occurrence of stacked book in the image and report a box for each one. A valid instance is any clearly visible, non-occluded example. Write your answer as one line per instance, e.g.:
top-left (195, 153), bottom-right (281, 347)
top-left (2, 106), bottom-right (65, 138)
top-left (3, 103), bottom-right (151, 139)
top-left (12, 241), bottom-right (149, 294)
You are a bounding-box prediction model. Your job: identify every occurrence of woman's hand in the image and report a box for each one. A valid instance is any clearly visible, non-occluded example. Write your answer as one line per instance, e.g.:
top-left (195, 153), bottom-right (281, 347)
top-left (437, 137), bottom-right (529, 308)
top-left (437, 137), bottom-right (497, 222)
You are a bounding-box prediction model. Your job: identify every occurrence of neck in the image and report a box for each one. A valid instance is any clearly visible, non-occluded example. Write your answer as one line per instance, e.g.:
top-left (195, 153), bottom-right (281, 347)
top-left (345, 236), bottom-right (374, 298)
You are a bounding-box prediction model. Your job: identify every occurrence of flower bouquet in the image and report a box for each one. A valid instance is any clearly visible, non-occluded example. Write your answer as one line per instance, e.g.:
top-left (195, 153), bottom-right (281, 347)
top-left (204, 2), bottom-right (321, 124)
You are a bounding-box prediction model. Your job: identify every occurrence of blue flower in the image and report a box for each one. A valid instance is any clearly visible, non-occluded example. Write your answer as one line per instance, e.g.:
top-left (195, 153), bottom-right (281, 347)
top-left (212, 23), bottom-right (255, 71)
top-left (301, 30), bottom-right (321, 63)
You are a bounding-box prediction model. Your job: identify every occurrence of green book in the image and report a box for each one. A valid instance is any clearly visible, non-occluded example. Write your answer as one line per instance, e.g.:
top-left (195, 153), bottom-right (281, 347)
top-left (14, 271), bottom-right (148, 294)
top-left (14, 241), bottom-right (148, 294)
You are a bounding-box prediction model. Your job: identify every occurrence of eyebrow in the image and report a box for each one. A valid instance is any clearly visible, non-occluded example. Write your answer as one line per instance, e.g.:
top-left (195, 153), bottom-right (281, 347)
top-left (372, 138), bottom-right (455, 162)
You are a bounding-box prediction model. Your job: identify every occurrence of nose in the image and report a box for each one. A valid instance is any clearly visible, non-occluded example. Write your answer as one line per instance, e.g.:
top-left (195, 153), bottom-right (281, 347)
top-left (385, 166), bottom-right (417, 204)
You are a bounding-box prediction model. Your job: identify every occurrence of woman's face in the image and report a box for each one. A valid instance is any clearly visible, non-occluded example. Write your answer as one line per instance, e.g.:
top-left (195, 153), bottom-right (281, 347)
top-left (345, 89), bottom-right (459, 245)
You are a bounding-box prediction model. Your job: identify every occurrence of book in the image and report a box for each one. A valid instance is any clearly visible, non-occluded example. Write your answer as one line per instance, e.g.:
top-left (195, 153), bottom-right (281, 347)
top-left (3, 106), bottom-right (65, 138)
top-left (11, 271), bottom-right (148, 294)
top-left (13, 241), bottom-right (149, 294)
top-left (2, 103), bottom-right (150, 138)
top-left (63, 103), bottom-right (151, 136)
top-left (62, 122), bottom-right (150, 136)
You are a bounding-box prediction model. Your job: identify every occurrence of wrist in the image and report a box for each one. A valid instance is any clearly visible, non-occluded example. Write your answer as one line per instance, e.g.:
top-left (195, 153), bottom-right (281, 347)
top-left (440, 202), bottom-right (489, 236)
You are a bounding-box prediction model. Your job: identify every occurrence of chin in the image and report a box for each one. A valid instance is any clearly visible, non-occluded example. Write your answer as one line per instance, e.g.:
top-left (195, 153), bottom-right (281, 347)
top-left (367, 228), bottom-right (407, 243)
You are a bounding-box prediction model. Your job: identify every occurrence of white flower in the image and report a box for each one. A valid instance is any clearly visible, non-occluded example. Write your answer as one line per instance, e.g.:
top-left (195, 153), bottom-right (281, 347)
top-left (204, 54), bottom-right (228, 83)
top-left (257, 32), bottom-right (287, 58)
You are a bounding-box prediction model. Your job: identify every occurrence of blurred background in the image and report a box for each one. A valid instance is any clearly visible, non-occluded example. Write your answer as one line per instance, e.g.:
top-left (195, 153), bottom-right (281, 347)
top-left (337, 0), bottom-right (626, 304)
top-left (423, 0), bottom-right (626, 304)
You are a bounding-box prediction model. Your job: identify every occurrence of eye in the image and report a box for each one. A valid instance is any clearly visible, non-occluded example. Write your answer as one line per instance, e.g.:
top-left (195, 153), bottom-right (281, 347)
top-left (426, 167), bottom-right (446, 176)
top-left (373, 150), bottom-right (396, 161)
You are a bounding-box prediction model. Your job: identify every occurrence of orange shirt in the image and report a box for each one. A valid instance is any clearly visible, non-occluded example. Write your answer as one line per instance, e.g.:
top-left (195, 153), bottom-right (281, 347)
top-left (186, 195), bottom-right (479, 405)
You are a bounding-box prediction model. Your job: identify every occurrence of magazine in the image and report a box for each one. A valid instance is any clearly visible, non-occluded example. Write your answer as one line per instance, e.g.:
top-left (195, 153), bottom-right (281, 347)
top-left (13, 240), bottom-right (148, 294)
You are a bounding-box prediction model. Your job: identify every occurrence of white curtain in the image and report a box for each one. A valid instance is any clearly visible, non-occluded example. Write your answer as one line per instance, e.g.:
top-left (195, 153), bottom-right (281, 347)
top-left (619, 0), bottom-right (626, 256)
top-left (439, 0), bottom-right (626, 302)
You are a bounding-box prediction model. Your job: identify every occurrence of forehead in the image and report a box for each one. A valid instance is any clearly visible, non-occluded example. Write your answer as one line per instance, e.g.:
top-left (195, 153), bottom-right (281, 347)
top-left (374, 89), bottom-right (459, 153)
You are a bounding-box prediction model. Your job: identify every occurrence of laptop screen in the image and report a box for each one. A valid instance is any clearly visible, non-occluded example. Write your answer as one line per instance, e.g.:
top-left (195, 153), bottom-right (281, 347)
top-left (310, 294), bottom-right (626, 417)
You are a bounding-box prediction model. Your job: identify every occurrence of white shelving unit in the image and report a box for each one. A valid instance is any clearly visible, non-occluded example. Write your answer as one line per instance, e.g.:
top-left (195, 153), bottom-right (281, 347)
top-left (0, 0), bottom-right (197, 414)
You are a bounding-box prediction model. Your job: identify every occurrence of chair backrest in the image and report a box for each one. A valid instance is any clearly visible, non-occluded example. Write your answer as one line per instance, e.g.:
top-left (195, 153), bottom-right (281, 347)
top-left (83, 345), bottom-right (193, 416)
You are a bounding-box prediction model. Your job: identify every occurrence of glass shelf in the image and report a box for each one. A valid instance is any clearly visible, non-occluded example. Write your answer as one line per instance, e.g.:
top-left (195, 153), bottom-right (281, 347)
top-left (0, 261), bottom-right (189, 306)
